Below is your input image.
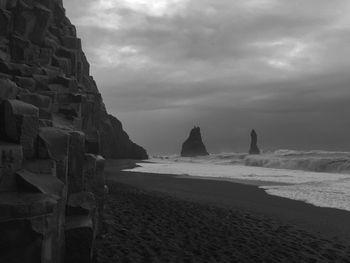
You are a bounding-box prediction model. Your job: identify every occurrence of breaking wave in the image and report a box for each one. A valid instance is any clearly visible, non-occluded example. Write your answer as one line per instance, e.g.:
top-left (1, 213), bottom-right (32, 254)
top-left (154, 149), bottom-right (350, 174)
top-left (244, 150), bottom-right (350, 174)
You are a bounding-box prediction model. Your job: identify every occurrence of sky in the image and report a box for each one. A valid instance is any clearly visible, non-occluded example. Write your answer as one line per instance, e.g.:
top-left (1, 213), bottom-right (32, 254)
top-left (64, 0), bottom-right (350, 155)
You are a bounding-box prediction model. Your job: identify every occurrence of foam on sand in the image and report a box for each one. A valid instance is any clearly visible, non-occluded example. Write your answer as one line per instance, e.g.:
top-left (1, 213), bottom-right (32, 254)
top-left (125, 156), bottom-right (350, 212)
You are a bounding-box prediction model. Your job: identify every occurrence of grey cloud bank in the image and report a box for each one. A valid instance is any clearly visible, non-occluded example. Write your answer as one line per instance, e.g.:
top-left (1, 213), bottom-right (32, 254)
top-left (64, 0), bottom-right (350, 154)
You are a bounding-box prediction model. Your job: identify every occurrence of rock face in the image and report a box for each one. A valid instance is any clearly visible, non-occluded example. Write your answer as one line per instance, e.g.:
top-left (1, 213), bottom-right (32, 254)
top-left (100, 115), bottom-right (148, 159)
top-left (0, 0), bottom-right (147, 262)
top-left (249, 129), bottom-right (260, 155)
top-left (181, 127), bottom-right (209, 157)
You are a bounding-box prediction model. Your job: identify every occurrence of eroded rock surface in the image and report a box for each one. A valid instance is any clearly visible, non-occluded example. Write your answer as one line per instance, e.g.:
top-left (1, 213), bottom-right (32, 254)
top-left (0, 0), bottom-right (148, 262)
top-left (249, 129), bottom-right (260, 155)
top-left (181, 126), bottom-right (209, 157)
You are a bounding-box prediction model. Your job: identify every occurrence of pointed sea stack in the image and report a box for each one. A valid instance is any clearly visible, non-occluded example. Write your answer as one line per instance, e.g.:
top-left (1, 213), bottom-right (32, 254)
top-left (181, 126), bottom-right (209, 157)
top-left (249, 129), bottom-right (261, 154)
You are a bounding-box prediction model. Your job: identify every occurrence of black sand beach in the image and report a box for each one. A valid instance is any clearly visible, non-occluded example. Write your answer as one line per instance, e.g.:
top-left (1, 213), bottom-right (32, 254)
top-left (95, 160), bottom-right (350, 262)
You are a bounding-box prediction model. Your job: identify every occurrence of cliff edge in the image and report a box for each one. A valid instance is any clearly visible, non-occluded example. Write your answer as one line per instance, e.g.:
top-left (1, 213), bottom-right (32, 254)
top-left (0, 0), bottom-right (146, 262)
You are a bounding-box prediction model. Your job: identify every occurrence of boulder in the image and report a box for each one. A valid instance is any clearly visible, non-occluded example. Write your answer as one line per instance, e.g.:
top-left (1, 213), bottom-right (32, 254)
top-left (249, 129), bottom-right (260, 155)
top-left (181, 126), bottom-right (209, 157)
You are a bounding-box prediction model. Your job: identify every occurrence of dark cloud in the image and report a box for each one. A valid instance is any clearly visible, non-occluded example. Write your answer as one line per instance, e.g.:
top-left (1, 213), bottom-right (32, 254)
top-left (63, 0), bottom-right (350, 154)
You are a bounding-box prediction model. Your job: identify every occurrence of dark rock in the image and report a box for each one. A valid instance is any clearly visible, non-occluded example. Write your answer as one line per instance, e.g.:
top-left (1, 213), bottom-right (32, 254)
top-left (0, 0), bottom-right (148, 261)
top-left (249, 129), bottom-right (260, 155)
top-left (0, 192), bottom-right (57, 221)
top-left (100, 114), bottom-right (148, 159)
top-left (66, 191), bottom-right (96, 217)
top-left (83, 154), bottom-right (105, 194)
top-left (37, 127), bottom-right (69, 161)
top-left (62, 36), bottom-right (82, 50)
top-left (0, 78), bottom-right (21, 100)
top-left (37, 127), bottom-right (70, 184)
top-left (23, 159), bottom-right (56, 175)
top-left (18, 93), bottom-right (52, 110)
top-left (0, 192), bottom-right (65, 263)
top-left (65, 215), bottom-right (94, 263)
top-left (14, 76), bottom-right (36, 92)
top-left (33, 74), bottom-right (50, 91)
top-left (38, 118), bottom-right (53, 127)
top-left (0, 219), bottom-right (43, 263)
top-left (39, 108), bottom-right (52, 120)
top-left (83, 154), bottom-right (105, 232)
top-left (67, 131), bottom-right (85, 194)
top-left (0, 8), bottom-right (11, 37)
top-left (1, 100), bottom-right (39, 158)
top-left (0, 142), bottom-right (23, 192)
top-left (85, 130), bottom-right (100, 155)
top-left (29, 3), bottom-right (52, 44)
top-left (16, 169), bottom-right (65, 198)
top-left (181, 126), bottom-right (209, 157)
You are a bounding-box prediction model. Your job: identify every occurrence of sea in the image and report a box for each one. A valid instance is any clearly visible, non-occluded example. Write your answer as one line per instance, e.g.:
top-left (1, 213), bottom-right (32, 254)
top-left (124, 150), bottom-right (350, 212)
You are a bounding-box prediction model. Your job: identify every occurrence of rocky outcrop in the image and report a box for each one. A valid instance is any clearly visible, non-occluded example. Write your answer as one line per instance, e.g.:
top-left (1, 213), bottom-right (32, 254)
top-left (181, 126), bottom-right (209, 157)
top-left (249, 129), bottom-right (260, 155)
top-left (100, 115), bottom-right (148, 160)
top-left (0, 0), bottom-right (147, 262)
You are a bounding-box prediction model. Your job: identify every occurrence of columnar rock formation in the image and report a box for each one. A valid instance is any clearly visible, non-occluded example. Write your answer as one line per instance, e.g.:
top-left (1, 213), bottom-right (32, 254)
top-left (249, 129), bottom-right (260, 155)
top-left (181, 126), bottom-right (209, 157)
top-left (0, 0), bottom-right (147, 262)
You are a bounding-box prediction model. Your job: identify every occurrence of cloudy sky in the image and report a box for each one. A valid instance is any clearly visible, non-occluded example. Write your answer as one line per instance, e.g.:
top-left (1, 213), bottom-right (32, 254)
top-left (64, 0), bottom-right (350, 154)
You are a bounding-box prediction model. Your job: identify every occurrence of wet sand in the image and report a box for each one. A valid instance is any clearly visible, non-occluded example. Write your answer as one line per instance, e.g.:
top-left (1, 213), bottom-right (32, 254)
top-left (95, 160), bottom-right (350, 262)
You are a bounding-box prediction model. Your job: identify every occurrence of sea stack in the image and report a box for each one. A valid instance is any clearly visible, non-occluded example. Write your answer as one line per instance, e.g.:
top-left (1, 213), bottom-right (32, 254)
top-left (181, 126), bottom-right (209, 157)
top-left (249, 129), bottom-right (261, 154)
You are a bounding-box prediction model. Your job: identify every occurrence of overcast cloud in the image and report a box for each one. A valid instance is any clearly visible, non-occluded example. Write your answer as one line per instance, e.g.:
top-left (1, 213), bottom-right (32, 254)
top-left (64, 0), bottom-right (350, 154)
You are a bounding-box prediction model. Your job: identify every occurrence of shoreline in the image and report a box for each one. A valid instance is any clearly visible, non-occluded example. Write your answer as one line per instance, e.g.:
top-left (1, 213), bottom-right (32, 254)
top-left (95, 159), bottom-right (350, 262)
top-left (104, 159), bottom-right (350, 242)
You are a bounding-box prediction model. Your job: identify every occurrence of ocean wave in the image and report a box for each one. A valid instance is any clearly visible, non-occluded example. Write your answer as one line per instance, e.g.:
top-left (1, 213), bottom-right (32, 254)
top-left (153, 149), bottom-right (350, 174)
top-left (244, 150), bottom-right (350, 173)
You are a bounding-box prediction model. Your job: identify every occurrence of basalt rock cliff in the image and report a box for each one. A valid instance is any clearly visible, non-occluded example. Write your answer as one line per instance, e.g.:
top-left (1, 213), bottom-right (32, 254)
top-left (249, 129), bottom-right (260, 155)
top-left (181, 126), bottom-right (209, 157)
top-left (0, 0), bottom-right (147, 262)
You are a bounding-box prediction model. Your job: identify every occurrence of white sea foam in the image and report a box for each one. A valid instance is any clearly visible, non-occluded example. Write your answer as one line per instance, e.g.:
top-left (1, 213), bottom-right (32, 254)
top-left (245, 150), bottom-right (350, 173)
top-left (154, 150), bottom-right (350, 173)
top-left (125, 150), bottom-right (350, 212)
